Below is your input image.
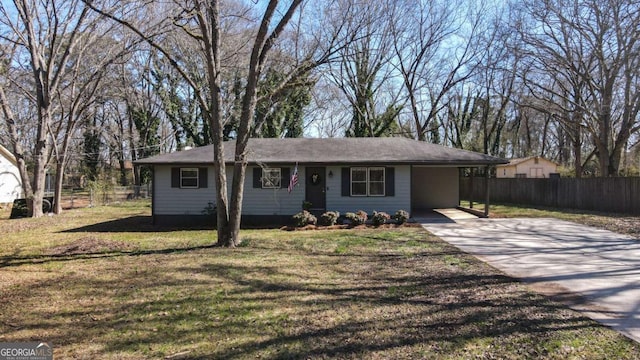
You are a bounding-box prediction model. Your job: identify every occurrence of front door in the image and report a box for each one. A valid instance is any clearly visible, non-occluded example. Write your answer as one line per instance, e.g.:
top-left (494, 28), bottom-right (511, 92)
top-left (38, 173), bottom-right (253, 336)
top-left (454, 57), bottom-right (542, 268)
top-left (305, 167), bottom-right (326, 215)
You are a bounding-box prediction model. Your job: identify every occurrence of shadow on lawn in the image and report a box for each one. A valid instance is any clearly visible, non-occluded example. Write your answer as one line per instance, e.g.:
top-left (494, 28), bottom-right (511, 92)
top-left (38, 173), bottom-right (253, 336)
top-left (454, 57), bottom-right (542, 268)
top-left (114, 262), bottom-right (613, 358)
top-left (60, 215), bottom-right (214, 233)
top-left (0, 243), bottom-right (217, 269)
top-left (2, 242), bottom-right (634, 359)
top-left (189, 263), bottom-right (633, 359)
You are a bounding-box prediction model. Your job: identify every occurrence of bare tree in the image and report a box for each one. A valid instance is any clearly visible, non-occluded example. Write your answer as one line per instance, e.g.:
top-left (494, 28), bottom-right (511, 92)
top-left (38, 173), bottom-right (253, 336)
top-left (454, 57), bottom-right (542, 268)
top-left (0, 45), bottom-right (34, 202)
top-left (389, 0), bottom-right (486, 141)
top-left (306, 78), bottom-right (351, 137)
top-left (0, 0), bottom-right (100, 216)
top-left (326, 1), bottom-right (402, 137)
top-left (49, 26), bottom-right (138, 213)
top-left (441, 87), bottom-right (480, 150)
top-left (515, 0), bottom-right (640, 176)
top-left (473, 9), bottom-right (520, 156)
top-left (85, 0), bottom-right (352, 246)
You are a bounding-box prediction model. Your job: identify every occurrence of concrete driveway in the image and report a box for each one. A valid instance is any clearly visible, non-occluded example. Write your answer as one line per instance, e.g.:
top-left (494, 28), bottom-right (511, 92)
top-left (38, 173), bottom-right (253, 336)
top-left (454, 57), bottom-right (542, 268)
top-left (421, 214), bottom-right (640, 343)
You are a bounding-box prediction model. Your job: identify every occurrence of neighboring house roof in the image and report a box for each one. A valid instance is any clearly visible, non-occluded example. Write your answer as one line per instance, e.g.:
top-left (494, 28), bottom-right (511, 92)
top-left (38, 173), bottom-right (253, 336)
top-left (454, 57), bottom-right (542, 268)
top-left (136, 138), bottom-right (507, 166)
top-left (0, 144), bottom-right (17, 167)
top-left (498, 156), bottom-right (559, 167)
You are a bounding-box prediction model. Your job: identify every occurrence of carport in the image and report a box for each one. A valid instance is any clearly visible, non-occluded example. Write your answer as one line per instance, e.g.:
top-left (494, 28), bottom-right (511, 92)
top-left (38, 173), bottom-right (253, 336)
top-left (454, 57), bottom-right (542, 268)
top-left (411, 165), bottom-right (498, 217)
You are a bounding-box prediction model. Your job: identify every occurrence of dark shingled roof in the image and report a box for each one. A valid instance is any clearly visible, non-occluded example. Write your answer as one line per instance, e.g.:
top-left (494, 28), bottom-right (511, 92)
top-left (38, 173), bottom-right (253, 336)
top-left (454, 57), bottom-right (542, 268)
top-left (136, 138), bottom-right (507, 166)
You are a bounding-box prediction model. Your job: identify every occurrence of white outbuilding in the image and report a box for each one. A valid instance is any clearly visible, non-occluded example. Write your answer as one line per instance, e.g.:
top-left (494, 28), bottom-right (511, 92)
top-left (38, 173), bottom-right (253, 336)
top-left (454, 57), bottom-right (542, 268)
top-left (0, 144), bottom-right (23, 204)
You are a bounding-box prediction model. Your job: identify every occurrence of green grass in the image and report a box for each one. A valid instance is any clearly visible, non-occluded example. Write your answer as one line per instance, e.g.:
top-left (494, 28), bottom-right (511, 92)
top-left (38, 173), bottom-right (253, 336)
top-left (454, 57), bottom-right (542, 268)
top-left (1, 201), bottom-right (639, 359)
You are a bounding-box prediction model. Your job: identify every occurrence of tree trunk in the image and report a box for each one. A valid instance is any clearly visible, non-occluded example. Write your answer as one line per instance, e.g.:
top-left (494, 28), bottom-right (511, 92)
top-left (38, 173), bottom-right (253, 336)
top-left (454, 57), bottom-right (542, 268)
top-left (53, 160), bottom-right (65, 214)
top-left (403, 76), bottom-right (423, 141)
top-left (595, 141), bottom-right (610, 177)
top-left (119, 159), bottom-right (128, 186)
top-left (213, 138), bottom-right (231, 247)
top-left (31, 124), bottom-right (49, 218)
top-left (570, 110), bottom-right (583, 178)
top-left (129, 116), bottom-right (140, 186)
top-left (609, 145), bottom-right (624, 177)
top-left (30, 169), bottom-right (46, 217)
top-left (573, 138), bottom-right (582, 178)
top-left (228, 160), bottom-right (246, 247)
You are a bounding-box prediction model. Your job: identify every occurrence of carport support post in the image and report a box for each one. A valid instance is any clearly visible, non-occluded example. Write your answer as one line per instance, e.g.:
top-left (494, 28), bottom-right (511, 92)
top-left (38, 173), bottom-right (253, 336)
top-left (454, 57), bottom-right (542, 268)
top-left (484, 166), bottom-right (490, 217)
top-left (469, 167), bottom-right (474, 209)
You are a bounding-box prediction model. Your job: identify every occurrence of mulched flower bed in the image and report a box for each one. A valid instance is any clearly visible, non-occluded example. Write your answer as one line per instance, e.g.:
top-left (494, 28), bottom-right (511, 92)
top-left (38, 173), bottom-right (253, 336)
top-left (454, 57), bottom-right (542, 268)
top-left (280, 222), bottom-right (423, 231)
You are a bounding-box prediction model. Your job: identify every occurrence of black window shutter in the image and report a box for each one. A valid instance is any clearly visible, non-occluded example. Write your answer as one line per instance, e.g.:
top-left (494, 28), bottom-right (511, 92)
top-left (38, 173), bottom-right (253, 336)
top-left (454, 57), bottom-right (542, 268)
top-left (253, 167), bottom-right (262, 188)
top-left (280, 167), bottom-right (290, 188)
top-left (385, 167), bottom-right (395, 196)
top-left (171, 168), bottom-right (180, 188)
top-left (341, 167), bottom-right (350, 196)
top-left (199, 167), bottom-right (208, 188)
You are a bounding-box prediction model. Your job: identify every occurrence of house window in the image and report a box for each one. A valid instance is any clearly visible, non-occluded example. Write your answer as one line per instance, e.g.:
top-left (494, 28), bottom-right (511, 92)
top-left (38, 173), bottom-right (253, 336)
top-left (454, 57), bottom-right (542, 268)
top-left (262, 168), bottom-right (281, 189)
top-left (351, 167), bottom-right (385, 196)
top-left (171, 167), bottom-right (207, 189)
top-left (368, 168), bottom-right (385, 196)
top-left (180, 168), bottom-right (199, 188)
top-left (515, 173), bottom-right (527, 178)
top-left (351, 168), bottom-right (368, 196)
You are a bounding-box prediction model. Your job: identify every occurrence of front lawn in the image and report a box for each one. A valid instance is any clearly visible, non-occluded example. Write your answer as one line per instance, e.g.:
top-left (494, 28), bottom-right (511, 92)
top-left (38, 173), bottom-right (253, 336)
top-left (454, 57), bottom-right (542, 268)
top-left (1, 202), bottom-right (638, 359)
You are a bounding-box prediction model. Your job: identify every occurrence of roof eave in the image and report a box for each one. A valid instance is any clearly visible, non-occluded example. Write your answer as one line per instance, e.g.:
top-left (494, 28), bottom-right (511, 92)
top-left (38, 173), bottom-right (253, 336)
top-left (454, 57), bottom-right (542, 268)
top-left (0, 144), bottom-right (18, 166)
top-left (136, 159), bottom-right (508, 166)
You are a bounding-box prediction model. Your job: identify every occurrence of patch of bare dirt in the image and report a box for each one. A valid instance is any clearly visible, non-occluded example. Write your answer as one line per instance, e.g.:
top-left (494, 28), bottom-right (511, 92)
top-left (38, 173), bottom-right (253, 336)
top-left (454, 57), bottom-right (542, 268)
top-left (46, 236), bottom-right (134, 256)
top-left (59, 196), bottom-right (92, 210)
top-left (579, 216), bottom-right (640, 237)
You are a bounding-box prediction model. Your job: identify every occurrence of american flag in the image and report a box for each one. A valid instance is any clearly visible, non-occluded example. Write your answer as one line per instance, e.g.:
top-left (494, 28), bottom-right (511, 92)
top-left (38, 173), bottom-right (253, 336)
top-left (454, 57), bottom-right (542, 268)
top-left (288, 163), bottom-right (298, 193)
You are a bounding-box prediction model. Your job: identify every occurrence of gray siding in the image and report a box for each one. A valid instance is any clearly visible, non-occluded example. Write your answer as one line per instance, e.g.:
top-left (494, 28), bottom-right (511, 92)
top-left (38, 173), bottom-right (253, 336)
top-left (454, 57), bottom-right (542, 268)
top-left (154, 166), bottom-right (217, 215)
top-left (242, 165), bottom-right (305, 215)
top-left (154, 165), bottom-right (304, 216)
top-left (155, 164), bottom-right (411, 216)
top-left (325, 165), bottom-right (411, 214)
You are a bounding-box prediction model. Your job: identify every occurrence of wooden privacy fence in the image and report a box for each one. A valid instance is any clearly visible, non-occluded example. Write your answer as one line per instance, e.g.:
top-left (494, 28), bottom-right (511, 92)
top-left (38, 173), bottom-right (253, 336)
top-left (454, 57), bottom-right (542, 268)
top-left (460, 177), bottom-right (640, 214)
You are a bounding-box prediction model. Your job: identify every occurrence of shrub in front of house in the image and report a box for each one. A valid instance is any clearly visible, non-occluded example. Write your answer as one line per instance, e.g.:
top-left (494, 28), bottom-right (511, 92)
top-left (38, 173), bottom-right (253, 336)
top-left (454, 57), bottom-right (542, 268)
top-left (394, 210), bottom-right (410, 224)
top-left (201, 202), bottom-right (216, 216)
top-left (320, 211), bottom-right (340, 226)
top-left (293, 210), bottom-right (317, 227)
top-left (371, 211), bottom-right (391, 227)
top-left (356, 210), bottom-right (368, 224)
top-left (345, 210), bottom-right (368, 226)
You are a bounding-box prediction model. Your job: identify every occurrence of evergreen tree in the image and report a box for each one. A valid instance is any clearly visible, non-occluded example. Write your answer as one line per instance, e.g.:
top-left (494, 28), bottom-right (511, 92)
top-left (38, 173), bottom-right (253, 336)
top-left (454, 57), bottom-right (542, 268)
top-left (254, 69), bottom-right (314, 138)
top-left (82, 115), bottom-right (101, 182)
top-left (130, 105), bottom-right (160, 184)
